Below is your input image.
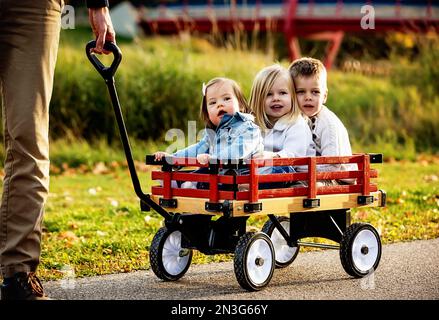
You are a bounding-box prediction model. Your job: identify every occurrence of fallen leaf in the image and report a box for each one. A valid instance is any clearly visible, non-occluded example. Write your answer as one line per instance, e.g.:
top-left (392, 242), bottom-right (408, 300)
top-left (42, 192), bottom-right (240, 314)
top-left (110, 161), bottom-right (120, 169)
top-left (246, 226), bottom-right (259, 232)
top-left (109, 199), bottom-right (119, 207)
top-left (419, 160), bottom-right (429, 167)
top-left (68, 222), bottom-right (78, 230)
top-left (424, 175), bottom-right (438, 182)
top-left (93, 162), bottom-right (109, 175)
top-left (356, 210), bottom-right (369, 220)
top-left (58, 231), bottom-right (79, 246)
top-left (50, 164), bottom-right (61, 175)
top-left (134, 160), bottom-right (150, 173)
top-left (78, 164), bottom-right (89, 174)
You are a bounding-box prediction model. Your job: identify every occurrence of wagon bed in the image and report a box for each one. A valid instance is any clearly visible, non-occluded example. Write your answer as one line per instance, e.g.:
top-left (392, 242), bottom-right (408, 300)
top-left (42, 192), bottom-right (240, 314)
top-left (147, 153), bottom-right (385, 217)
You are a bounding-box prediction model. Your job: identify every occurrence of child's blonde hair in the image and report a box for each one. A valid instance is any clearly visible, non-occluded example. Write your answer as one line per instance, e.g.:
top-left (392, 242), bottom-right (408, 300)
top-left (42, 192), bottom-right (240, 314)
top-left (200, 77), bottom-right (250, 129)
top-left (288, 57), bottom-right (327, 88)
top-left (249, 64), bottom-right (300, 130)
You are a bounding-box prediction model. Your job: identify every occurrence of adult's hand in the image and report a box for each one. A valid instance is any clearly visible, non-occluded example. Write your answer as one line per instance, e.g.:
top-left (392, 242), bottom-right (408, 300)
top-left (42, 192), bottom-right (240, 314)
top-left (88, 6), bottom-right (116, 54)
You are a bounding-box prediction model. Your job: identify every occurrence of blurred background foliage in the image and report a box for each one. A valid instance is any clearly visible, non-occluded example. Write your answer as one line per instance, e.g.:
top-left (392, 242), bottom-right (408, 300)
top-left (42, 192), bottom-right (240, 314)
top-left (1, 8), bottom-right (438, 165)
top-left (51, 27), bottom-right (438, 156)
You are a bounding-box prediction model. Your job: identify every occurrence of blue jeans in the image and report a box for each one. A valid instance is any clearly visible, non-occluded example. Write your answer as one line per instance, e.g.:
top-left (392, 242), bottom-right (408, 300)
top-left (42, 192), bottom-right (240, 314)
top-left (196, 168), bottom-right (245, 190)
top-left (259, 166), bottom-right (296, 189)
top-left (186, 166), bottom-right (299, 190)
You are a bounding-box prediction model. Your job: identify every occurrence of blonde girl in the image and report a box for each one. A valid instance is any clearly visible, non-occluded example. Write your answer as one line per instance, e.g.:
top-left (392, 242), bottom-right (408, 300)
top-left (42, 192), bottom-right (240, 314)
top-left (155, 77), bottom-right (263, 189)
top-left (250, 64), bottom-right (314, 161)
top-left (249, 64), bottom-right (314, 188)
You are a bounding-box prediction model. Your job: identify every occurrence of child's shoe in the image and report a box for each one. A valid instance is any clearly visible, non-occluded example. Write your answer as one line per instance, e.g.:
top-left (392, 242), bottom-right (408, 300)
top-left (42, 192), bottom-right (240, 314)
top-left (181, 181), bottom-right (196, 189)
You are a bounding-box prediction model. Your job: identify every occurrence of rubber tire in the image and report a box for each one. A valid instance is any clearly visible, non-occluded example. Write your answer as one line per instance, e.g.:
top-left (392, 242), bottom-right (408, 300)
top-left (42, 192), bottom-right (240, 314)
top-left (262, 216), bottom-right (299, 268)
top-left (234, 232), bottom-right (275, 291)
top-left (150, 227), bottom-right (192, 281)
top-left (340, 223), bottom-right (382, 278)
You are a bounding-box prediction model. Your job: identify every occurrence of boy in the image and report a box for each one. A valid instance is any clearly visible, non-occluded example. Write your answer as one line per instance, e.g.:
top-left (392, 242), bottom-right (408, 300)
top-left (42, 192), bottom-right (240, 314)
top-left (288, 57), bottom-right (355, 185)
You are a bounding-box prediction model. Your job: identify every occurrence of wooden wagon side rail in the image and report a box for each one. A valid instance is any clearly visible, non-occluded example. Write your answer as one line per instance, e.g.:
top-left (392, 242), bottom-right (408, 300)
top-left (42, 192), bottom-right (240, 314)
top-left (150, 191), bottom-right (385, 217)
top-left (148, 153), bottom-right (382, 208)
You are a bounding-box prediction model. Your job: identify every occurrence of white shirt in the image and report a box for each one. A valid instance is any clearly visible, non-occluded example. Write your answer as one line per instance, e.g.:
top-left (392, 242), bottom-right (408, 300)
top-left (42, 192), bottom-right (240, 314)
top-left (263, 114), bottom-right (314, 158)
top-left (309, 105), bottom-right (356, 174)
top-left (262, 114), bottom-right (315, 172)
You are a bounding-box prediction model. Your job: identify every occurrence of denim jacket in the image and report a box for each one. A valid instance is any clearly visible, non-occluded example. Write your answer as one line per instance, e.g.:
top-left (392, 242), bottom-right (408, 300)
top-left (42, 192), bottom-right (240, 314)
top-left (174, 112), bottom-right (263, 162)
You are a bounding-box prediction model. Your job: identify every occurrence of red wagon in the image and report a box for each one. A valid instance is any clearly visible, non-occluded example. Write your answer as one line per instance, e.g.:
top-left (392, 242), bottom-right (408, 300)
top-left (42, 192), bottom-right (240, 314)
top-left (87, 41), bottom-right (386, 291)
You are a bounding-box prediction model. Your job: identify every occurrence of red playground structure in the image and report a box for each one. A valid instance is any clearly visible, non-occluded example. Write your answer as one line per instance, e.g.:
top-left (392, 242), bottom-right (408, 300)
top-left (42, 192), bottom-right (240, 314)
top-left (138, 0), bottom-right (439, 68)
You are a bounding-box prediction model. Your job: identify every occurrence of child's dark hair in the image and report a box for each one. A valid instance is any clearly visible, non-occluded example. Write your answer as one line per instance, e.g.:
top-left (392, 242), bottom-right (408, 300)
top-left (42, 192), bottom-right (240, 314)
top-left (200, 77), bottom-right (250, 129)
top-left (288, 57), bottom-right (327, 83)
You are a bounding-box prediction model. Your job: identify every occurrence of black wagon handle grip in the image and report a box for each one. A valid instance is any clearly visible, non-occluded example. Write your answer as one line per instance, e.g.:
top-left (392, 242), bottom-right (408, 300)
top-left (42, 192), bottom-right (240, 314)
top-left (86, 40), bottom-right (122, 80)
top-left (84, 40), bottom-right (173, 221)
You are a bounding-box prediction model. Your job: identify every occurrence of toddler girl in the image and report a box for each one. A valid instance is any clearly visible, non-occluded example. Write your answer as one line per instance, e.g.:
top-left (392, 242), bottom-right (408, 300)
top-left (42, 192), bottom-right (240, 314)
top-left (155, 77), bottom-right (263, 189)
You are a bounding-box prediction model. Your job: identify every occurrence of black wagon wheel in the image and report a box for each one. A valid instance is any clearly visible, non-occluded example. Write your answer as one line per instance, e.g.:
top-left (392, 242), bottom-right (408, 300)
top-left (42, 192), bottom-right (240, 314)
top-left (150, 227), bottom-right (192, 281)
top-left (234, 232), bottom-right (275, 291)
top-left (340, 223), bottom-right (382, 278)
top-left (262, 216), bottom-right (299, 268)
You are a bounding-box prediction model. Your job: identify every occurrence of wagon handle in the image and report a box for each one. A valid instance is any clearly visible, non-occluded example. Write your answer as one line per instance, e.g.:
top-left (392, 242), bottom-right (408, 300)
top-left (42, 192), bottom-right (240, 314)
top-left (85, 40), bottom-right (122, 81)
top-left (85, 40), bottom-right (173, 221)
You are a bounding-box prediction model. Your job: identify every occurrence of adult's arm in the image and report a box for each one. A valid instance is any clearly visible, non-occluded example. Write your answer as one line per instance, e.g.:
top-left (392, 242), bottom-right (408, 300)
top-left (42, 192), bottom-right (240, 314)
top-left (86, 0), bottom-right (116, 54)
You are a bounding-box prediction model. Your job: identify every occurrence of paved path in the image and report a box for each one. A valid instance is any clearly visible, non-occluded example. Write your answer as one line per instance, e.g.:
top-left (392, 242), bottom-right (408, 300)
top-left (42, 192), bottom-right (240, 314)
top-left (45, 238), bottom-right (439, 300)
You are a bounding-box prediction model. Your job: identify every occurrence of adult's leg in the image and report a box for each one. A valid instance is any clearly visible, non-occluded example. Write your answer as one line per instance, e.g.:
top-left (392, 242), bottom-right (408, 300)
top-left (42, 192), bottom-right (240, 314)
top-left (0, 0), bottom-right (62, 278)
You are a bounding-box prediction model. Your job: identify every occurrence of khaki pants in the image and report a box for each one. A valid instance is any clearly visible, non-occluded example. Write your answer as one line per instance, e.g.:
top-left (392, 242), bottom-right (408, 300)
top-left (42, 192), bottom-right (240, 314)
top-left (0, 0), bottom-right (62, 278)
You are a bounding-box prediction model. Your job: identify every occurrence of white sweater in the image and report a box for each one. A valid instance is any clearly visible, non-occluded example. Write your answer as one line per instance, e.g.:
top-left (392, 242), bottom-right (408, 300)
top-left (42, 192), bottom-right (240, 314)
top-left (263, 114), bottom-right (315, 158)
top-left (309, 105), bottom-right (356, 175)
top-left (262, 114), bottom-right (315, 173)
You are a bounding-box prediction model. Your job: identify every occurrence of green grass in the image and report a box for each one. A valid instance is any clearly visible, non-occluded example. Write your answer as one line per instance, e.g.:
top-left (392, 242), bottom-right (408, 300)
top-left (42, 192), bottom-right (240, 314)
top-left (40, 163), bottom-right (233, 280)
top-left (367, 160), bottom-right (439, 242)
top-left (31, 157), bottom-right (439, 280)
